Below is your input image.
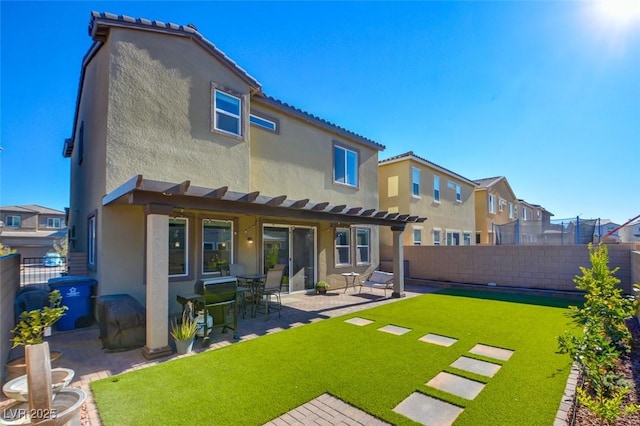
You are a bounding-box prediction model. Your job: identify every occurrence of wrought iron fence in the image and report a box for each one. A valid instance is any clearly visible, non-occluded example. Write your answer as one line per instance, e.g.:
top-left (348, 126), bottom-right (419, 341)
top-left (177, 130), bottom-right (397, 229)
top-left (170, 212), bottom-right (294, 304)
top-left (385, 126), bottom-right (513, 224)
top-left (20, 256), bottom-right (67, 287)
top-left (495, 217), bottom-right (599, 245)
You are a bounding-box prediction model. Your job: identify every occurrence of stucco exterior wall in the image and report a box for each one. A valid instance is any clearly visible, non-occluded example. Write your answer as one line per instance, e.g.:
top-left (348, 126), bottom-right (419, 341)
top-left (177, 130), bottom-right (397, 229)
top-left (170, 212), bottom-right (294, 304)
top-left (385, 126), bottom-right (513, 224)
top-left (474, 180), bottom-right (517, 244)
top-left (249, 100), bottom-right (379, 208)
top-left (105, 28), bottom-right (252, 194)
top-left (404, 243), bottom-right (640, 293)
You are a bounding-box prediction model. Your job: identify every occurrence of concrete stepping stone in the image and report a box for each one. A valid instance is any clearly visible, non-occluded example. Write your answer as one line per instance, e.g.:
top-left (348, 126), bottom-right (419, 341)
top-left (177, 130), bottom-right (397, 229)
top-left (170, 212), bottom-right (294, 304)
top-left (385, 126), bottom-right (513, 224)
top-left (393, 392), bottom-right (463, 426)
top-left (426, 372), bottom-right (486, 400)
top-left (419, 333), bottom-right (458, 347)
top-left (469, 343), bottom-right (514, 361)
top-left (378, 324), bottom-right (411, 336)
top-left (451, 356), bottom-right (501, 378)
top-left (344, 317), bottom-right (373, 326)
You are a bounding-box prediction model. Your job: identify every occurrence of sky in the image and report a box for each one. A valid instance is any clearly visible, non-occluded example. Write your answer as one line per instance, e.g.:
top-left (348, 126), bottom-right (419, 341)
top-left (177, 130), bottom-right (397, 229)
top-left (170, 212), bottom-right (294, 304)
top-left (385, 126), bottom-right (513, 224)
top-left (1, 1), bottom-right (639, 225)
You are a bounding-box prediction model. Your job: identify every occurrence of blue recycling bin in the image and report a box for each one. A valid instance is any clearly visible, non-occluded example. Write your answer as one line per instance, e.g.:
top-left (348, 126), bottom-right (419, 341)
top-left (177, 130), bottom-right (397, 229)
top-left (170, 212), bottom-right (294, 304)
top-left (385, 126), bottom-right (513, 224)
top-left (48, 276), bottom-right (97, 330)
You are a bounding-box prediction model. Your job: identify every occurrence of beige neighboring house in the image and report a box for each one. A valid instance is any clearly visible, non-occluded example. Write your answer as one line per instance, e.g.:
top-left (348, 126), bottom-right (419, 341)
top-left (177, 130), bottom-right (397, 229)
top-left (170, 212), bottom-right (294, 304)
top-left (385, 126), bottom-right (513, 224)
top-left (474, 176), bottom-right (518, 244)
top-left (0, 205), bottom-right (67, 258)
top-left (620, 219), bottom-right (640, 243)
top-left (516, 199), bottom-right (554, 244)
top-left (63, 12), bottom-right (423, 358)
top-left (378, 151), bottom-right (476, 256)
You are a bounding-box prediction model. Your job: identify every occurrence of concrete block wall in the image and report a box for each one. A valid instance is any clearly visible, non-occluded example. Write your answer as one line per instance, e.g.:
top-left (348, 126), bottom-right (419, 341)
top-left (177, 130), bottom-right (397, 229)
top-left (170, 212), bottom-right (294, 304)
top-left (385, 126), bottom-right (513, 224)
top-left (632, 251), bottom-right (640, 290)
top-left (403, 243), bottom-right (640, 293)
top-left (1, 254), bottom-right (20, 379)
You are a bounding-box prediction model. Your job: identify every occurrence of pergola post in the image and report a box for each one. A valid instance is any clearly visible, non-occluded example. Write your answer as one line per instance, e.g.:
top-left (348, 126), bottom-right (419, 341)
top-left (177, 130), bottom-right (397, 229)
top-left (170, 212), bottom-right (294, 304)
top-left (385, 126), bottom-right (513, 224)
top-left (142, 204), bottom-right (173, 360)
top-left (391, 225), bottom-right (405, 298)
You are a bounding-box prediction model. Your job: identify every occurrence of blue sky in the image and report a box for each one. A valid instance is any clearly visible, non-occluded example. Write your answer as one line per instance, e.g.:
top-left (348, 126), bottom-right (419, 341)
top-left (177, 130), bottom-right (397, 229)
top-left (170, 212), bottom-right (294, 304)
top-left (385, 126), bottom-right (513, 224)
top-left (1, 1), bottom-right (639, 225)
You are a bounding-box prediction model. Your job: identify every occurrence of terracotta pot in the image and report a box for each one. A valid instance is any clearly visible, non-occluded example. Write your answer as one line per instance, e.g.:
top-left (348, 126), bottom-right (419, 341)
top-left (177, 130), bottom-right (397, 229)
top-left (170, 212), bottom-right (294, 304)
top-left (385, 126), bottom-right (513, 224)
top-left (5, 350), bottom-right (63, 381)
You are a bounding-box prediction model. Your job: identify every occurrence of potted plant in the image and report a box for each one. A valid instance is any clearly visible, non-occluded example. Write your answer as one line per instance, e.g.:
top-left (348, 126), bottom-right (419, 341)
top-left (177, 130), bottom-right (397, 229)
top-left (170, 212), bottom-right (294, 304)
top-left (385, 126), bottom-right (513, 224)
top-left (171, 312), bottom-right (198, 355)
top-left (6, 289), bottom-right (67, 380)
top-left (315, 281), bottom-right (330, 295)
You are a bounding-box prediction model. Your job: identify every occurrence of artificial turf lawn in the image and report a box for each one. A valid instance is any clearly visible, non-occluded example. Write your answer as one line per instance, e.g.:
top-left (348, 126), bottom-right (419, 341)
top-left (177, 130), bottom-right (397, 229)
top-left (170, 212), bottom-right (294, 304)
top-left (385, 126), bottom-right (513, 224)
top-left (91, 290), bottom-right (576, 425)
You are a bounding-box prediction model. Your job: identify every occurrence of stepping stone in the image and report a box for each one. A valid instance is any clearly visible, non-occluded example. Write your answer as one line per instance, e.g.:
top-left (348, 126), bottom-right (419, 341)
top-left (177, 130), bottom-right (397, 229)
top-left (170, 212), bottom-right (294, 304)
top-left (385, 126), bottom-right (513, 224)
top-left (451, 356), bottom-right (501, 378)
top-left (419, 333), bottom-right (458, 347)
top-left (393, 392), bottom-right (463, 426)
top-left (378, 325), bottom-right (411, 336)
top-left (426, 372), bottom-right (486, 400)
top-left (344, 317), bottom-right (373, 326)
top-left (469, 344), bottom-right (514, 361)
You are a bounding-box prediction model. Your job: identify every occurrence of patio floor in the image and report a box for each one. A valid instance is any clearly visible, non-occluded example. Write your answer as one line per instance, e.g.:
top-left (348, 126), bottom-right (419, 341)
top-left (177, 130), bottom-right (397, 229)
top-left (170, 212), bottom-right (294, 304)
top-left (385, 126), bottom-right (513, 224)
top-left (2, 284), bottom-right (436, 425)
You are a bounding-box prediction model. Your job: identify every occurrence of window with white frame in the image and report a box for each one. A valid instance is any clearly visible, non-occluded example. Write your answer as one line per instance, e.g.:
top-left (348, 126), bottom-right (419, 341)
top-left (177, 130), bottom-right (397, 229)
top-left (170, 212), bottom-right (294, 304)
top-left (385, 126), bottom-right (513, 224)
top-left (433, 176), bottom-right (440, 202)
top-left (433, 229), bottom-right (441, 245)
top-left (356, 228), bottom-right (370, 265)
top-left (202, 219), bottom-right (233, 275)
top-left (488, 194), bottom-right (496, 214)
top-left (413, 228), bottom-right (422, 245)
top-left (213, 89), bottom-right (242, 136)
top-left (463, 232), bottom-right (471, 246)
top-left (249, 113), bottom-right (277, 132)
top-left (522, 208), bottom-right (529, 221)
top-left (448, 181), bottom-right (462, 202)
top-left (333, 144), bottom-right (358, 187)
top-left (47, 218), bottom-right (62, 228)
top-left (446, 231), bottom-right (461, 246)
top-left (498, 198), bottom-right (506, 212)
top-left (411, 167), bottom-right (420, 197)
top-left (5, 215), bottom-right (20, 227)
top-left (88, 214), bottom-right (96, 269)
top-left (335, 227), bottom-right (351, 266)
top-left (508, 202), bottom-right (514, 219)
top-left (169, 217), bottom-right (188, 277)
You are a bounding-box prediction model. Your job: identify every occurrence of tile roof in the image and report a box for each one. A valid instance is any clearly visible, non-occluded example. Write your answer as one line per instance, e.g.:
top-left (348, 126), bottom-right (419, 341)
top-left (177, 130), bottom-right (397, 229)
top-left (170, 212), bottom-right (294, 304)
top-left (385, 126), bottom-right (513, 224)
top-left (379, 151), bottom-right (476, 185)
top-left (0, 205), bottom-right (65, 215)
top-left (473, 176), bottom-right (504, 188)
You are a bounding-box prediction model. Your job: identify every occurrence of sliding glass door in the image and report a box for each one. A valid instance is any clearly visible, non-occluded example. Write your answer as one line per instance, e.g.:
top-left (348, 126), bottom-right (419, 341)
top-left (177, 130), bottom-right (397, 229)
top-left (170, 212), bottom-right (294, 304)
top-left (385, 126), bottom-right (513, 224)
top-left (263, 225), bottom-right (316, 293)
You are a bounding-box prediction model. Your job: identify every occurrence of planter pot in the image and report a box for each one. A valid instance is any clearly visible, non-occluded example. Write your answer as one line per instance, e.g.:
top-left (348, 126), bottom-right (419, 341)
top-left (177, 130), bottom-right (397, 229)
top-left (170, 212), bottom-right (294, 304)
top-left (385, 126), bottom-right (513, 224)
top-left (174, 338), bottom-right (194, 355)
top-left (5, 350), bottom-right (62, 381)
top-left (316, 288), bottom-right (328, 295)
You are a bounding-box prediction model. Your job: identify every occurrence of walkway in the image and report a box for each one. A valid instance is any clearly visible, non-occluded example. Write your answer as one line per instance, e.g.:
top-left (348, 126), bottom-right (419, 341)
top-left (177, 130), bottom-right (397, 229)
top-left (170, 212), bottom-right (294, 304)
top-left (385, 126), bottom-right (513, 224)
top-left (2, 285), bottom-right (435, 425)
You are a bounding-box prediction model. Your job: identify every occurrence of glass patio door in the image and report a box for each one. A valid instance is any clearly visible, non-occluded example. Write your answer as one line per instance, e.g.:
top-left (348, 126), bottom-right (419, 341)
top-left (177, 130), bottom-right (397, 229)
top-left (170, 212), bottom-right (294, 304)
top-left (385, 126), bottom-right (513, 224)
top-left (263, 225), bottom-right (316, 293)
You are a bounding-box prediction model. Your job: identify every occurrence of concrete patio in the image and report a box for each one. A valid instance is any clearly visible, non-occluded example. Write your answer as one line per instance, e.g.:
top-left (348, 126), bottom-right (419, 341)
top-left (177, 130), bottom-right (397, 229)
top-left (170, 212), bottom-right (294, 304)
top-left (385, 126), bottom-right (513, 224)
top-left (2, 285), bottom-right (436, 425)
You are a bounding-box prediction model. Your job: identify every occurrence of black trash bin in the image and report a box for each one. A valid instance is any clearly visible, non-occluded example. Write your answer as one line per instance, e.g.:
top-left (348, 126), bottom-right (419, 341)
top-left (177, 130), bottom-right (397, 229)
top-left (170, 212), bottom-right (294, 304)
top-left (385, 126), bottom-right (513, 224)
top-left (48, 276), bottom-right (97, 330)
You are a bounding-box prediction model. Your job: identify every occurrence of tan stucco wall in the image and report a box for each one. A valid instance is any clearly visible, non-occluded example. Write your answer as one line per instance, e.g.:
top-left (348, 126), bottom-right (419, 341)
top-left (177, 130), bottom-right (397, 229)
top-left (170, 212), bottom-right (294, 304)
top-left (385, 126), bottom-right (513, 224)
top-left (105, 28), bottom-right (252, 194)
top-left (249, 100), bottom-right (379, 208)
top-left (474, 180), bottom-right (517, 244)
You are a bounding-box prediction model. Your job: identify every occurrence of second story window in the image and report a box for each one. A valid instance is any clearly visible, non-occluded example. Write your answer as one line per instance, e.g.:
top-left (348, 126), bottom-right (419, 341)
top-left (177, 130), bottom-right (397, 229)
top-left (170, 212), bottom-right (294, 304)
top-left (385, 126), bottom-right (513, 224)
top-left (448, 181), bottom-right (462, 202)
top-left (47, 218), bottom-right (62, 228)
top-left (433, 176), bottom-right (440, 202)
top-left (214, 89), bottom-right (242, 137)
top-left (488, 194), bottom-right (496, 214)
top-left (5, 215), bottom-right (21, 227)
top-left (508, 202), bottom-right (514, 219)
top-left (249, 114), bottom-right (277, 132)
top-left (411, 168), bottom-right (420, 197)
top-left (522, 208), bottom-right (529, 221)
top-left (333, 144), bottom-right (358, 187)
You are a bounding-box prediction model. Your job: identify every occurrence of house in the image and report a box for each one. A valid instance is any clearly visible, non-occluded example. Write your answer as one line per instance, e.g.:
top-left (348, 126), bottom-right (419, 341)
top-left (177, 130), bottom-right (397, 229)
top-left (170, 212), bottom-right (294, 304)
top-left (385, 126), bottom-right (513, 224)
top-left (473, 176), bottom-right (518, 244)
top-left (594, 219), bottom-right (621, 243)
top-left (516, 199), bottom-right (553, 244)
top-left (619, 219), bottom-right (640, 243)
top-left (0, 205), bottom-right (66, 258)
top-left (63, 12), bottom-right (423, 358)
top-left (378, 151), bottom-right (476, 256)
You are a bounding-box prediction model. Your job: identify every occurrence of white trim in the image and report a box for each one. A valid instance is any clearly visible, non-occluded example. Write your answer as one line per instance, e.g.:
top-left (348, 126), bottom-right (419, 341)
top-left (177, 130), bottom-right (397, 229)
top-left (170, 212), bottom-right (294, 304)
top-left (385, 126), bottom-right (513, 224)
top-left (333, 144), bottom-right (359, 187)
top-left (411, 167), bottom-right (421, 198)
top-left (433, 175), bottom-right (440, 202)
top-left (249, 113), bottom-right (277, 132)
top-left (488, 194), bottom-right (496, 214)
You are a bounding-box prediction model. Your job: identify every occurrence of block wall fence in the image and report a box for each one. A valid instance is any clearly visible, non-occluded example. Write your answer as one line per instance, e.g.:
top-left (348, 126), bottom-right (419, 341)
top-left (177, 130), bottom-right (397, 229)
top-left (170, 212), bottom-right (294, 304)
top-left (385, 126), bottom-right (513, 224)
top-left (1, 254), bottom-right (20, 379)
top-left (381, 244), bottom-right (640, 294)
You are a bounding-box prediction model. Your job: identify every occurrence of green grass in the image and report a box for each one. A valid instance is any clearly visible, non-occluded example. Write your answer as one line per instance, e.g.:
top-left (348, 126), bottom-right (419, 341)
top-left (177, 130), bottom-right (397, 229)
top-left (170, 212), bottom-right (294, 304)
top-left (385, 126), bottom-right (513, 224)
top-left (91, 290), bottom-right (576, 425)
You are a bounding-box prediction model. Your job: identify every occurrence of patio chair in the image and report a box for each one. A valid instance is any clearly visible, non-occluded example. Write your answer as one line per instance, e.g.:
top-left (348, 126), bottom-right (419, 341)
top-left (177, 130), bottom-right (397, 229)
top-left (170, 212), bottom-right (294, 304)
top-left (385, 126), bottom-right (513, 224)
top-left (256, 264), bottom-right (285, 318)
top-left (229, 264), bottom-right (249, 318)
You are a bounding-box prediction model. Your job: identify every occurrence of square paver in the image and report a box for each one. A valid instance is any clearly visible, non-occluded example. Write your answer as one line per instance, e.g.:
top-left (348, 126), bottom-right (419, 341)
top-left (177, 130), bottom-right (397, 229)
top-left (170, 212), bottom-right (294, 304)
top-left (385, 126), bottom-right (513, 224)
top-left (426, 372), bottom-right (486, 400)
top-left (419, 333), bottom-right (458, 347)
top-left (469, 343), bottom-right (514, 361)
top-left (378, 324), bottom-right (411, 336)
top-left (451, 356), bottom-right (501, 378)
top-left (344, 317), bottom-right (374, 326)
top-left (393, 392), bottom-right (464, 426)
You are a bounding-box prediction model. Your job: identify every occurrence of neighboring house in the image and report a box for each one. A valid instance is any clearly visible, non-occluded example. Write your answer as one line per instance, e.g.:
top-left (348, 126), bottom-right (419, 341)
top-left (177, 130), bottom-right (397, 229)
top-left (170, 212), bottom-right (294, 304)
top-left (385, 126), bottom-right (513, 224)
top-left (378, 152), bottom-right (476, 255)
top-left (516, 199), bottom-right (553, 244)
top-left (619, 220), bottom-right (640, 243)
top-left (594, 219), bottom-right (621, 243)
top-left (473, 176), bottom-right (518, 244)
top-left (0, 205), bottom-right (67, 258)
top-left (64, 12), bottom-right (422, 358)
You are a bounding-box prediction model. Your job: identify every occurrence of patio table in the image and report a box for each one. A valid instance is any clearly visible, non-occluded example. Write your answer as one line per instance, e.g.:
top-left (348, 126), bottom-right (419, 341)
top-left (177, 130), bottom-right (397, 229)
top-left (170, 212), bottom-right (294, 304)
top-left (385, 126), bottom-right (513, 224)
top-left (342, 272), bottom-right (360, 293)
top-left (237, 274), bottom-right (266, 317)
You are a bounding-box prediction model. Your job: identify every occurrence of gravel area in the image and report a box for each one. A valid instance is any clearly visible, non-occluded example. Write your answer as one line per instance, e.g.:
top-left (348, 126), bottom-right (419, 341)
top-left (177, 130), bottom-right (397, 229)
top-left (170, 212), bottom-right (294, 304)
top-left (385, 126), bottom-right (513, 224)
top-left (571, 317), bottom-right (640, 426)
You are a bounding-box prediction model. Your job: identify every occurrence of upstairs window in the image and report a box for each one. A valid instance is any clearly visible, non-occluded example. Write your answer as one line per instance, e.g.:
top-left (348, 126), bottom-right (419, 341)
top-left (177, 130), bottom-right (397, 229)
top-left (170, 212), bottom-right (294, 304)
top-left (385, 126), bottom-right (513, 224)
top-left (333, 144), bottom-right (358, 187)
top-left (47, 218), bottom-right (62, 228)
top-left (249, 114), bottom-right (277, 132)
top-left (448, 181), bottom-right (462, 202)
top-left (508, 202), bottom-right (514, 219)
top-left (5, 215), bottom-right (21, 227)
top-left (522, 208), bottom-right (529, 221)
top-left (433, 176), bottom-right (440, 202)
top-left (488, 194), bottom-right (496, 214)
top-left (411, 168), bottom-right (420, 197)
top-left (214, 89), bottom-right (242, 137)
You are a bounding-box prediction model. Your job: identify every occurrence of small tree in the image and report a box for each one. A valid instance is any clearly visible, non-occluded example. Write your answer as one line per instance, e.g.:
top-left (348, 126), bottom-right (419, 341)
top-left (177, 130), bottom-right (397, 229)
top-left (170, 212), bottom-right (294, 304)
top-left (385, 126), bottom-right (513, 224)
top-left (53, 236), bottom-right (68, 257)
